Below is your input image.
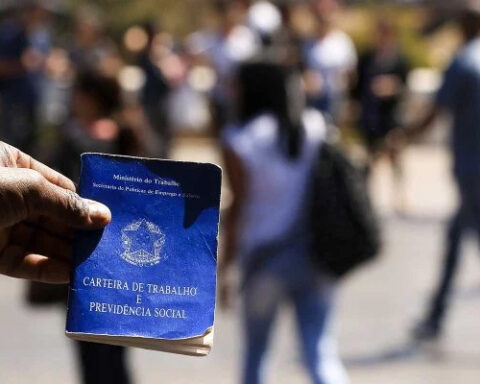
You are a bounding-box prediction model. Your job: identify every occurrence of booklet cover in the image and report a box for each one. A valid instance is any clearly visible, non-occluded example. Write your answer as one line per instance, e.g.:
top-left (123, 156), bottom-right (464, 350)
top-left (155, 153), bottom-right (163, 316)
top-left (66, 153), bottom-right (221, 356)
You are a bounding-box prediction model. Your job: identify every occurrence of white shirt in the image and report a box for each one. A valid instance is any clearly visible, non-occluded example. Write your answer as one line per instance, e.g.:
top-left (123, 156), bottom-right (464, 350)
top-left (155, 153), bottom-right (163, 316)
top-left (305, 30), bottom-right (357, 99)
top-left (223, 110), bottom-right (326, 260)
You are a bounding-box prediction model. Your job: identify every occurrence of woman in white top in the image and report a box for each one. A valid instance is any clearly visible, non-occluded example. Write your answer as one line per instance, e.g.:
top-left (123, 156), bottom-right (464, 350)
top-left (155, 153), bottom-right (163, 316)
top-left (220, 62), bottom-right (348, 384)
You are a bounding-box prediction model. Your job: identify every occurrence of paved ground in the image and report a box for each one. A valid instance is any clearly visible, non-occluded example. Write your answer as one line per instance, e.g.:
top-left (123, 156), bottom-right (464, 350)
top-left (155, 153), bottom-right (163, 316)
top-left (1, 141), bottom-right (480, 384)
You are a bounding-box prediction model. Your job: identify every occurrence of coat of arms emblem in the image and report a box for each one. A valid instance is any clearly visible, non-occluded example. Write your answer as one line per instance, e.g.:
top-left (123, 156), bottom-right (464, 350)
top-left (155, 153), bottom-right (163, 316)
top-left (121, 219), bottom-right (166, 267)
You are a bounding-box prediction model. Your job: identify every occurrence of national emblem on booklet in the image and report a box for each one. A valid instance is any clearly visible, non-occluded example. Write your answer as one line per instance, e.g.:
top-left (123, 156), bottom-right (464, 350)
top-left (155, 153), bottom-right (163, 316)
top-left (66, 153), bottom-right (222, 356)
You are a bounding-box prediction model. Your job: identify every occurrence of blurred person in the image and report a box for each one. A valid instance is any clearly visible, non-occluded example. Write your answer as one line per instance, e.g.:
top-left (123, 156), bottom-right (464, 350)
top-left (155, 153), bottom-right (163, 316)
top-left (69, 4), bottom-right (119, 75)
top-left (303, 0), bottom-right (357, 123)
top-left (28, 71), bottom-right (138, 384)
top-left (247, 1), bottom-right (304, 70)
top-left (246, 0), bottom-right (282, 46)
top-left (354, 19), bottom-right (409, 212)
top-left (57, 70), bottom-right (142, 180)
top-left (389, 1), bottom-right (480, 341)
top-left (61, 71), bottom-right (137, 384)
top-left (0, 141), bottom-right (111, 283)
top-left (22, 2), bottom-right (66, 158)
top-left (220, 62), bottom-right (348, 384)
top-left (0, 7), bottom-right (38, 152)
top-left (22, 2), bottom-right (55, 98)
top-left (186, 0), bottom-right (256, 131)
top-left (39, 47), bottom-right (74, 130)
top-left (134, 22), bottom-right (175, 158)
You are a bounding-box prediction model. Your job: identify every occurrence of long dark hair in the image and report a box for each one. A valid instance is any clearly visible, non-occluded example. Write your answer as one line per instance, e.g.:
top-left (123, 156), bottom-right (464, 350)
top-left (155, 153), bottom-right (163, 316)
top-left (236, 62), bottom-right (304, 160)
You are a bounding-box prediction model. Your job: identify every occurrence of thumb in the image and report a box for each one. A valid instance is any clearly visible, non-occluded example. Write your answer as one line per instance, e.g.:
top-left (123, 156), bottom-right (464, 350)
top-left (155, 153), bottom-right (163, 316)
top-left (27, 174), bottom-right (111, 229)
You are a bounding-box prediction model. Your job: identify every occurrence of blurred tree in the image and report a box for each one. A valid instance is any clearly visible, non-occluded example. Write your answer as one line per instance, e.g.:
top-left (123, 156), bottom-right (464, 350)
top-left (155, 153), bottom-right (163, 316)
top-left (341, 5), bottom-right (453, 68)
top-left (67, 0), bottom-right (210, 37)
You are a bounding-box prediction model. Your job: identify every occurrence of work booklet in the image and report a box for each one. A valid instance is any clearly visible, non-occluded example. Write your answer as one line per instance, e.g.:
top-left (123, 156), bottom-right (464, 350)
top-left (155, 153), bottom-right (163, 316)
top-left (66, 153), bottom-right (222, 356)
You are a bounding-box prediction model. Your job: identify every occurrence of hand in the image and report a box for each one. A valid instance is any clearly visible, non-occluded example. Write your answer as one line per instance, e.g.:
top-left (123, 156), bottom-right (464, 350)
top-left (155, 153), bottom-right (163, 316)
top-left (0, 142), bottom-right (111, 284)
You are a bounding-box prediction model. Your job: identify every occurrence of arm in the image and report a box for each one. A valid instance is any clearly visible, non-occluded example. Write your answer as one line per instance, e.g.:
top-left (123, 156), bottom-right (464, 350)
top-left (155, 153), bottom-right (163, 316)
top-left (393, 58), bottom-right (457, 144)
top-left (219, 147), bottom-right (247, 273)
top-left (404, 104), bottom-right (442, 142)
top-left (218, 146), bottom-right (247, 308)
top-left (387, 103), bottom-right (442, 152)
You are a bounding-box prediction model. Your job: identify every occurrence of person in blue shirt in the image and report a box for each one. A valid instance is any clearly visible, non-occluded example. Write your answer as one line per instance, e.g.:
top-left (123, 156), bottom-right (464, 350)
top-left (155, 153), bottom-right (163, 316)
top-left (391, 1), bottom-right (480, 341)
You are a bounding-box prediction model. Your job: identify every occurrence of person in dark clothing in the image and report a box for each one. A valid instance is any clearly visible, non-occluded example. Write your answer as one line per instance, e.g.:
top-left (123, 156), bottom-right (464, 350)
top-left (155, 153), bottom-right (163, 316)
top-left (63, 71), bottom-right (141, 384)
top-left (57, 71), bottom-right (141, 180)
top-left (389, 2), bottom-right (480, 341)
top-left (28, 71), bottom-right (138, 384)
top-left (137, 22), bottom-right (172, 158)
top-left (354, 19), bottom-right (409, 212)
top-left (355, 20), bottom-right (409, 153)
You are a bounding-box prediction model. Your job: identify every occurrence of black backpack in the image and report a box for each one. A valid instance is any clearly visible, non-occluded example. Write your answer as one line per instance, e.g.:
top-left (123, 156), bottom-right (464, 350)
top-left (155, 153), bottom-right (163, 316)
top-left (309, 143), bottom-right (381, 278)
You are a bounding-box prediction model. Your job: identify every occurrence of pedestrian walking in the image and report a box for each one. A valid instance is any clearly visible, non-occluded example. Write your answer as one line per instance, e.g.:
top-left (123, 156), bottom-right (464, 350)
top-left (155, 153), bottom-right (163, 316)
top-left (354, 19), bottom-right (409, 212)
top-left (389, 1), bottom-right (480, 341)
top-left (220, 61), bottom-right (349, 384)
top-left (302, 0), bottom-right (357, 123)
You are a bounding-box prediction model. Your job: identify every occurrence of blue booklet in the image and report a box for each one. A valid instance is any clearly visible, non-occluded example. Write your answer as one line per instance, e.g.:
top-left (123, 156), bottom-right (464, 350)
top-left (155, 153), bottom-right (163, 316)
top-left (66, 153), bottom-right (221, 356)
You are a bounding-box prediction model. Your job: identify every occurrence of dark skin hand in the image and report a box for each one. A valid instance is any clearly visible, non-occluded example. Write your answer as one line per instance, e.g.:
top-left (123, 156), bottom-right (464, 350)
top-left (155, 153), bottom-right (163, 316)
top-left (0, 142), bottom-right (111, 284)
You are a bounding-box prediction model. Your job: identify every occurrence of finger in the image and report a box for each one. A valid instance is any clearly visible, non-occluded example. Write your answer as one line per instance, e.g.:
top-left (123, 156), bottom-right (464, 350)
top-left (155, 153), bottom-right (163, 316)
top-left (26, 177), bottom-right (112, 230)
top-left (24, 217), bottom-right (73, 240)
top-left (0, 245), bottom-right (70, 283)
top-left (9, 218), bottom-right (72, 259)
top-left (9, 222), bottom-right (35, 248)
top-left (14, 146), bottom-right (76, 191)
top-left (9, 220), bottom-right (72, 261)
top-left (30, 229), bottom-right (72, 262)
top-left (9, 221), bottom-right (72, 262)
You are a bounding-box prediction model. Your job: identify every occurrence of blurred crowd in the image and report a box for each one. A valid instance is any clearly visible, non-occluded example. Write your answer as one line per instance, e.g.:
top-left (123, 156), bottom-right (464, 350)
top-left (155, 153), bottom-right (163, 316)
top-left (0, 0), bottom-right (409, 164)
top-left (2, 0), bottom-right (480, 384)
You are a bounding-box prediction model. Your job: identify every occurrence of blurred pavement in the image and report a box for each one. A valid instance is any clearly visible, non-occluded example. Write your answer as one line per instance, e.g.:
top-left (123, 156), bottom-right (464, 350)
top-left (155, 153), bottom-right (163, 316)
top-left (1, 140), bottom-right (480, 384)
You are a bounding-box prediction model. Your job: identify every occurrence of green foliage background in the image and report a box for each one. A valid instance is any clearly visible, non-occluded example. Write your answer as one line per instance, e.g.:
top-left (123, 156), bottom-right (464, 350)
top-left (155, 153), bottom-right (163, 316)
top-left (343, 5), bottom-right (459, 68)
top-left (62, 1), bottom-right (458, 69)
top-left (67, 0), bottom-right (209, 37)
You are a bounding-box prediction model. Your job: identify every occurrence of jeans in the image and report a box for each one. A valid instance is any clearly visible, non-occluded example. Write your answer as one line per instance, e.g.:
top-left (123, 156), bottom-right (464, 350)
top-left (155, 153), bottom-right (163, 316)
top-left (241, 242), bottom-right (348, 384)
top-left (427, 175), bottom-right (480, 329)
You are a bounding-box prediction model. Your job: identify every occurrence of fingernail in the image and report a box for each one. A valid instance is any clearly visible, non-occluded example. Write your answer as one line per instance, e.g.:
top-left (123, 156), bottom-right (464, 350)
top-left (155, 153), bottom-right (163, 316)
top-left (85, 200), bottom-right (112, 224)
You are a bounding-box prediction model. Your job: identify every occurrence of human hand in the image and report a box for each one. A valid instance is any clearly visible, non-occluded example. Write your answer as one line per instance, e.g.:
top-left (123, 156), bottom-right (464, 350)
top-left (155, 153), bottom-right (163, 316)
top-left (0, 142), bottom-right (111, 284)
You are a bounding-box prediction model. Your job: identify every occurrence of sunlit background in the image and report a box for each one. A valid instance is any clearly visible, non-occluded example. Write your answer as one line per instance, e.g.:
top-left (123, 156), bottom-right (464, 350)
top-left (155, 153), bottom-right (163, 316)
top-left (1, 0), bottom-right (480, 383)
